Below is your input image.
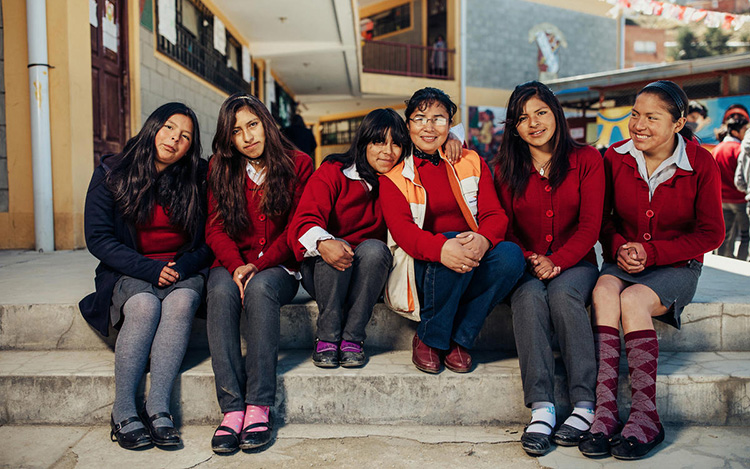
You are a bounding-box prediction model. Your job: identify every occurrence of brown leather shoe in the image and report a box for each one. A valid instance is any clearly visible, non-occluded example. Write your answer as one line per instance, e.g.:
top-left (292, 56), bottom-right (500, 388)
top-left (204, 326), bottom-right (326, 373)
top-left (444, 342), bottom-right (472, 373)
top-left (412, 333), bottom-right (441, 373)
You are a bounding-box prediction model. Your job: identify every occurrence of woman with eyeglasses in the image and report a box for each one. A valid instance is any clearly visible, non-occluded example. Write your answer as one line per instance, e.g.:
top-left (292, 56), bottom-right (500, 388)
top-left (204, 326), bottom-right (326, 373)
top-left (494, 81), bottom-right (604, 456)
top-left (205, 93), bottom-right (313, 453)
top-left (380, 87), bottom-right (525, 374)
top-left (581, 80), bottom-right (723, 460)
top-left (288, 109), bottom-right (409, 368)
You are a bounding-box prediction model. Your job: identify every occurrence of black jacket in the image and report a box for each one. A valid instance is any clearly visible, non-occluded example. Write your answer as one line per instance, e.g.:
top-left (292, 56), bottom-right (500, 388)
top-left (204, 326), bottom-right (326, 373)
top-left (78, 154), bottom-right (212, 336)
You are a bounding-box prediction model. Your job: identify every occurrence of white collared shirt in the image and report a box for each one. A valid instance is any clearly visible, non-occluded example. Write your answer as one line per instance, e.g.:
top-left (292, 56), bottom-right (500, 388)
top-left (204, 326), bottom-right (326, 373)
top-left (299, 163), bottom-right (369, 257)
top-left (614, 134), bottom-right (692, 201)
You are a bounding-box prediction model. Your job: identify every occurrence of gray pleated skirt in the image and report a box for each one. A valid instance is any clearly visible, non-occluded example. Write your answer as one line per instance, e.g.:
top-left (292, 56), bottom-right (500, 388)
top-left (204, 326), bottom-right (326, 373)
top-left (599, 259), bottom-right (703, 329)
top-left (110, 274), bottom-right (205, 329)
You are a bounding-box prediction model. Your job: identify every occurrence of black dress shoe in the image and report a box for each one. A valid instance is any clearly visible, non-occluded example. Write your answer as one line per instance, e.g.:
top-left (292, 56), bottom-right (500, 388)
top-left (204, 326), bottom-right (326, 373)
top-left (139, 408), bottom-right (181, 447)
top-left (312, 339), bottom-right (339, 368)
top-left (339, 342), bottom-right (367, 368)
top-left (611, 426), bottom-right (665, 460)
top-left (239, 421), bottom-right (272, 450)
top-left (553, 413), bottom-right (592, 446)
top-left (579, 431), bottom-right (616, 457)
top-left (110, 415), bottom-right (152, 450)
top-left (520, 421), bottom-right (554, 456)
top-left (211, 425), bottom-right (240, 454)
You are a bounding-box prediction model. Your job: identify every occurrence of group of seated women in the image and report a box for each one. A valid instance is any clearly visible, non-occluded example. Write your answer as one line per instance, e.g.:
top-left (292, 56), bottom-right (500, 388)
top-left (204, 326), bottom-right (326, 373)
top-left (79, 79), bottom-right (724, 461)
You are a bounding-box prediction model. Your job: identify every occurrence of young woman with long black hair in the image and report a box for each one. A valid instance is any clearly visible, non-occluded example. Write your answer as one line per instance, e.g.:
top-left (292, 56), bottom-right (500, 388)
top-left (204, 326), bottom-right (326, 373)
top-left (205, 93), bottom-right (313, 453)
top-left (80, 102), bottom-right (211, 449)
top-left (494, 81), bottom-right (604, 456)
top-left (581, 80), bottom-right (724, 460)
top-left (289, 108), bottom-right (409, 368)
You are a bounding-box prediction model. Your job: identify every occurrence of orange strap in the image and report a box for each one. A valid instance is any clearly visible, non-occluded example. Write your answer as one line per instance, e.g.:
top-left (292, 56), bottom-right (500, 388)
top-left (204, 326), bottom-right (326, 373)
top-left (444, 163), bottom-right (479, 232)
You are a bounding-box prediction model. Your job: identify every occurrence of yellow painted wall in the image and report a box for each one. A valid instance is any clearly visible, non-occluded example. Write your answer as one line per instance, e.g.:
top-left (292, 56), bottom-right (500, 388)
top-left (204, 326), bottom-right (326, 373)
top-left (0, 0), bottom-right (34, 249)
top-left (467, 86), bottom-right (514, 109)
top-left (0, 0), bottom-right (94, 249)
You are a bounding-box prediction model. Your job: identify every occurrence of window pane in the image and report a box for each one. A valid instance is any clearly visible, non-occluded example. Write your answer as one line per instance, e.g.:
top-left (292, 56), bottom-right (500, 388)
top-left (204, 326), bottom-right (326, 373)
top-left (181, 0), bottom-right (200, 37)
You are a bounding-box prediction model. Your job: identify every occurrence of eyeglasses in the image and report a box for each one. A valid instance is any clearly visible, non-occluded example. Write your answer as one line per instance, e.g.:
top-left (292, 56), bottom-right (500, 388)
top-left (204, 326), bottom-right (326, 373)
top-left (409, 116), bottom-right (449, 127)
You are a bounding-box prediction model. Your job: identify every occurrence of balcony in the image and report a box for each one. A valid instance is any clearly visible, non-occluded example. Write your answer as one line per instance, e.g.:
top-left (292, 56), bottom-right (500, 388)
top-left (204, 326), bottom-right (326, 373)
top-left (362, 39), bottom-right (455, 80)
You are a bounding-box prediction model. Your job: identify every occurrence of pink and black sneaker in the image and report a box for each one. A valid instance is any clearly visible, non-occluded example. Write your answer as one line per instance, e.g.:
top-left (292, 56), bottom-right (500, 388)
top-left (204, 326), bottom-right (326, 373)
top-left (312, 339), bottom-right (339, 368)
top-left (339, 340), bottom-right (366, 368)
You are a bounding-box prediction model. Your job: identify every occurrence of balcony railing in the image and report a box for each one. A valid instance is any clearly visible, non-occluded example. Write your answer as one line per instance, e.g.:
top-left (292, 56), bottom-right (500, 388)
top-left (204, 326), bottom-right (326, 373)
top-left (157, 24), bottom-right (251, 95)
top-left (362, 39), bottom-right (455, 80)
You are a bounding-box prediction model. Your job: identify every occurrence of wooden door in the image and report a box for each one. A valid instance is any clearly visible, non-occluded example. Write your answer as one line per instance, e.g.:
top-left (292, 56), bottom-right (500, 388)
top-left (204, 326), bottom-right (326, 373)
top-left (91, 0), bottom-right (130, 166)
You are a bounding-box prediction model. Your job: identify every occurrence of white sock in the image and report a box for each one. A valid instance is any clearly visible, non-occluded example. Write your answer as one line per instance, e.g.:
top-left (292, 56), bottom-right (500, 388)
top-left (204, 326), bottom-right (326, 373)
top-left (562, 401), bottom-right (595, 431)
top-left (528, 402), bottom-right (556, 435)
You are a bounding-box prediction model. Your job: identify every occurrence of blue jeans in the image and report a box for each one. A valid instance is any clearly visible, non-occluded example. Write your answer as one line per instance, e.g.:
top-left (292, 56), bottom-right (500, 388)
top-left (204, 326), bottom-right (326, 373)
top-left (301, 239), bottom-right (392, 343)
top-left (206, 266), bottom-right (299, 411)
top-left (414, 234), bottom-right (524, 350)
top-left (510, 260), bottom-right (598, 407)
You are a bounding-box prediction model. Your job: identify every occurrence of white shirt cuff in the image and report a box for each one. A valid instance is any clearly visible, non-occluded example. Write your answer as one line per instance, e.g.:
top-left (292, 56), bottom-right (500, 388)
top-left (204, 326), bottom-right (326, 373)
top-left (299, 226), bottom-right (334, 257)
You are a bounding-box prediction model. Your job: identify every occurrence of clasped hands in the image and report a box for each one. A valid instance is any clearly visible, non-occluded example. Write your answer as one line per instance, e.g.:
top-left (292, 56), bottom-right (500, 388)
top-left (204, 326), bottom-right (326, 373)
top-left (616, 242), bottom-right (647, 274)
top-left (440, 232), bottom-right (490, 273)
top-left (158, 261), bottom-right (180, 287)
top-left (232, 263), bottom-right (259, 300)
top-left (527, 253), bottom-right (561, 280)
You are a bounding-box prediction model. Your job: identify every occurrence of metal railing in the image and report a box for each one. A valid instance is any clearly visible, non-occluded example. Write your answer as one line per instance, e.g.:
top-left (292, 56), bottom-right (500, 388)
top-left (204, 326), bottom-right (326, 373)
top-left (361, 39), bottom-right (455, 80)
top-left (157, 24), bottom-right (251, 95)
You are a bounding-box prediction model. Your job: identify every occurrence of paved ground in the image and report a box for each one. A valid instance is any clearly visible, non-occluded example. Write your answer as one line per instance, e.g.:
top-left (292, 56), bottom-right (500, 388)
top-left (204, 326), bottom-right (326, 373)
top-left (1, 424), bottom-right (749, 469)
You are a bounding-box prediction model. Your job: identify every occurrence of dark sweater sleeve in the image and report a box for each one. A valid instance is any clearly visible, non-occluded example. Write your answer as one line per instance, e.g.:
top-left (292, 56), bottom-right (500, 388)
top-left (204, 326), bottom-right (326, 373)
top-left (172, 159), bottom-right (214, 278)
top-left (84, 167), bottom-right (166, 285)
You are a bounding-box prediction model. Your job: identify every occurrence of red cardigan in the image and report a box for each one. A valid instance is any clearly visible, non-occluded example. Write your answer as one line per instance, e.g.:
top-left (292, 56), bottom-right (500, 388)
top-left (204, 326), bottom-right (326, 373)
top-left (289, 161), bottom-right (386, 261)
top-left (206, 150), bottom-right (313, 274)
top-left (136, 204), bottom-right (189, 262)
top-left (600, 138), bottom-right (724, 267)
top-left (495, 145), bottom-right (604, 271)
top-left (380, 156), bottom-right (507, 263)
top-left (712, 139), bottom-right (746, 203)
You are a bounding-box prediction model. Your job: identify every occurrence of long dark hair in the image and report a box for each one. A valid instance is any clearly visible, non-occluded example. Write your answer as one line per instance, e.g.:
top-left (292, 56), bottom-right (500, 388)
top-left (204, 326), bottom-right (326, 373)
top-left (106, 102), bottom-right (203, 235)
top-left (716, 112), bottom-right (749, 141)
top-left (208, 93), bottom-right (297, 239)
top-left (494, 81), bottom-right (580, 198)
top-left (324, 108), bottom-right (409, 196)
top-left (636, 80), bottom-right (693, 142)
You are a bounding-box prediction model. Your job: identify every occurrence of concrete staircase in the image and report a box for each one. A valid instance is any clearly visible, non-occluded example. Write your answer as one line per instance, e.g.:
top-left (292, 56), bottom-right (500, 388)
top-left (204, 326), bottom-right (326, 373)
top-left (0, 250), bottom-right (748, 428)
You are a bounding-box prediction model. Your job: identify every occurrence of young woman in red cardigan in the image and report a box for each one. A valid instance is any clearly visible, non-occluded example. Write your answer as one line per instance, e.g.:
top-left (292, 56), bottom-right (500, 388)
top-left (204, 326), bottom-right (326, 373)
top-left (580, 81), bottom-right (724, 460)
top-left (494, 81), bottom-right (604, 456)
top-left (205, 93), bottom-right (313, 453)
top-left (81, 103), bottom-right (212, 449)
top-left (289, 109), bottom-right (409, 368)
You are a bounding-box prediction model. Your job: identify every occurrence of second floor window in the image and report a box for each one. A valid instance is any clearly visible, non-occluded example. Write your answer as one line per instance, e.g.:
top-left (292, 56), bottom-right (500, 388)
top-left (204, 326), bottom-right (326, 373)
top-left (365, 3), bottom-right (411, 38)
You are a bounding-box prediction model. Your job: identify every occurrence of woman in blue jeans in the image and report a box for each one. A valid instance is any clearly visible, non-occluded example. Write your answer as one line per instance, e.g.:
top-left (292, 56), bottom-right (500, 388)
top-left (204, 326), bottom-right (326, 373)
top-left (379, 87), bottom-right (525, 374)
top-left (494, 81), bottom-right (604, 456)
top-left (204, 94), bottom-right (313, 453)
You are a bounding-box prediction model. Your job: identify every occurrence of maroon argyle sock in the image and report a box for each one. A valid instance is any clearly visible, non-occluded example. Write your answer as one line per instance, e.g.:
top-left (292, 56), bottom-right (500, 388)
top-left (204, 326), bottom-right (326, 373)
top-left (621, 329), bottom-right (662, 443)
top-left (589, 325), bottom-right (621, 437)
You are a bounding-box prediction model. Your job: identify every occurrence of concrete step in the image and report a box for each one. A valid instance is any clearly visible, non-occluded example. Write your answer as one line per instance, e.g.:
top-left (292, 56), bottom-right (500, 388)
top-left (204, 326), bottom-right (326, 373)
top-left (1, 349), bottom-right (748, 427)
top-left (1, 298), bottom-right (749, 353)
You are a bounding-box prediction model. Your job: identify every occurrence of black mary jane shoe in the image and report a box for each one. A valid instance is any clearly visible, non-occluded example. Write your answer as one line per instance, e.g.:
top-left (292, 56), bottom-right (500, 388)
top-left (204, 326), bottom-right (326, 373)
top-left (139, 408), bottom-right (181, 447)
top-left (611, 426), bottom-right (665, 460)
top-left (553, 413), bottom-right (591, 446)
top-left (110, 415), bottom-right (152, 450)
top-left (312, 339), bottom-right (339, 368)
top-left (578, 431), bottom-right (617, 458)
top-left (239, 421), bottom-right (273, 450)
top-left (520, 421), bottom-right (554, 456)
top-left (211, 425), bottom-right (240, 454)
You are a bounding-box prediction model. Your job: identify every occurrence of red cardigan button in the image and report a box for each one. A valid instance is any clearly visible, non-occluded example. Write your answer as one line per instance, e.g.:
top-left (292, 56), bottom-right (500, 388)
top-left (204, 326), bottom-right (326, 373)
top-left (646, 210), bottom-right (654, 218)
top-left (259, 214), bottom-right (267, 221)
top-left (544, 185), bottom-right (552, 192)
top-left (546, 210), bottom-right (554, 217)
top-left (259, 237), bottom-right (267, 246)
top-left (643, 233), bottom-right (651, 241)
top-left (545, 234), bottom-right (553, 242)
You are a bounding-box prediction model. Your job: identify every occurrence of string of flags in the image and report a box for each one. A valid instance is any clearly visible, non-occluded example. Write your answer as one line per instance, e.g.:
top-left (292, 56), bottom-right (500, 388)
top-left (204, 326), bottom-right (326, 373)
top-left (600, 0), bottom-right (750, 31)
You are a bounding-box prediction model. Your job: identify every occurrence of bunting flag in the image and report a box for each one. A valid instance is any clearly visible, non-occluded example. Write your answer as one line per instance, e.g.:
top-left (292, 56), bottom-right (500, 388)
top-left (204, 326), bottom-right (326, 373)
top-left (601, 0), bottom-right (750, 31)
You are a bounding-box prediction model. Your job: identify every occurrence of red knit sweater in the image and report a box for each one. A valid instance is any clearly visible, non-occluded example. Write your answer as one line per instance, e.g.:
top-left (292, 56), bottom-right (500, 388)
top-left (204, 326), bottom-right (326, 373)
top-left (495, 145), bottom-right (604, 271)
top-left (601, 139), bottom-right (724, 267)
top-left (712, 139), bottom-right (746, 203)
top-left (289, 161), bottom-right (386, 261)
top-left (206, 150), bottom-right (313, 274)
top-left (380, 156), bottom-right (507, 263)
top-left (136, 204), bottom-right (188, 262)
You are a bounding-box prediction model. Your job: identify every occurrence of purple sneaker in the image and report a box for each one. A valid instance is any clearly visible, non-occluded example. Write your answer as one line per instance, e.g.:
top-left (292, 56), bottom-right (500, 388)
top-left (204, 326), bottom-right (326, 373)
top-left (312, 339), bottom-right (339, 368)
top-left (339, 340), bottom-right (366, 368)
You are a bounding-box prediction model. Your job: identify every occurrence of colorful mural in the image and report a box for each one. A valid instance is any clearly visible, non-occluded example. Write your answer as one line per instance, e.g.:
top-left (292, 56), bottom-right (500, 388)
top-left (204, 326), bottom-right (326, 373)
top-left (595, 106), bottom-right (631, 148)
top-left (693, 94), bottom-right (750, 147)
top-left (467, 106), bottom-right (506, 165)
